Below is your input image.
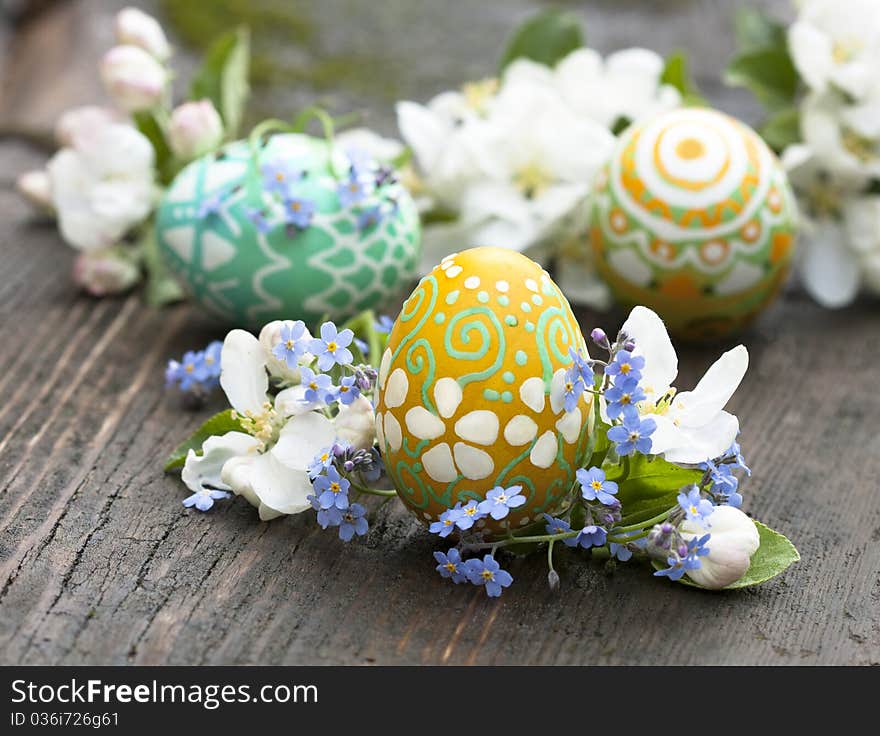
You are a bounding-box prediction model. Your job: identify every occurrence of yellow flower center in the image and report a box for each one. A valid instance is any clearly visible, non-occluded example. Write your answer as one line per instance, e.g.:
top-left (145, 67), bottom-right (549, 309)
top-left (285, 339), bottom-right (295, 349)
top-left (235, 401), bottom-right (283, 450)
top-left (327, 341), bottom-right (338, 352)
top-left (620, 363), bottom-right (631, 375)
top-left (330, 482), bottom-right (341, 494)
top-left (513, 161), bottom-right (553, 199)
top-left (444, 562), bottom-right (456, 573)
top-left (275, 172), bottom-right (285, 182)
top-left (480, 569), bottom-right (494, 582)
top-left (461, 77), bottom-right (499, 114)
top-left (184, 363), bottom-right (195, 373)
top-left (591, 481), bottom-right (602, 492)
top-left (290, 201), bottom-right (301, 212)
top-left (832, 37), bottom-right (863, 64)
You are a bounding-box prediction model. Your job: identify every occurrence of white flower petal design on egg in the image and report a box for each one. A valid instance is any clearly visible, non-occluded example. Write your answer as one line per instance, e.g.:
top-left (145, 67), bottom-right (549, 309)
top-left (530, 431), bottom-right (558, 468)
top-left (405, 406), bottom-right (446, 440)
top-left (454, 410), bottom-right (499, 445)
top-left (422, 443), bottom-right (458, 482)
top-left (384, 412), bottom-right (403, 451)
top-left (504, 415), bottom-right (538, 446)
top-left (519, 377), bottom-right (546, 413)
top-left (549, 368), bottom-right (567, 414)
top-left (453, 443), bottom-right (494, 480)
top-left (378, 348), bottom-right (392, 390)
top-left (384, 368), bottom-right (409, 408)
top-left (555, 407), bottom-right (581, 444)
top-left (433, 377), bottom-right (462, 418)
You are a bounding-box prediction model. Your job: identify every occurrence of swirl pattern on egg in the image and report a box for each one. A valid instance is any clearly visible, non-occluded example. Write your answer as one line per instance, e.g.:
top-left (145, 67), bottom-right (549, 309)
top-left (376, 247), bottom-right (593, 537)
top-left (590, 108), bottom-right (797, 339)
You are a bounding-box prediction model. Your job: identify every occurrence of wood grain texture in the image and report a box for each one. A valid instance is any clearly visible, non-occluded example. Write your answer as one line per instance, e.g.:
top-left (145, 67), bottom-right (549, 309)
top-left (0, 0), bottom-right (878, 666)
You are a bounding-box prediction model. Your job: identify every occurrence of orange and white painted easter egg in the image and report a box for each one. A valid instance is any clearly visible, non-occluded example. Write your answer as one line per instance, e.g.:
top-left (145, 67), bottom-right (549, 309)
top-left (375, 247), bottom-right (594, 538)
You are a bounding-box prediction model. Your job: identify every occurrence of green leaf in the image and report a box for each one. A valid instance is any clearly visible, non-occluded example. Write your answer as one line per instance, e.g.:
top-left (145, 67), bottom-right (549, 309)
top-left (734, 7), bottom-right (787, 53)
top-left (164, 409), bottom-right (246, 471)
top-left (190, 26), bottom-right (251, 139)
top-left (133, 111), bottom-right (174, 185)
top-left (605, 454), bottom-right (702, 511)
top-left (725, 47), bottom-right (799, 110)
top-left (139, 224), bottom-right (185, 307)
top-left (760, 107), bottom-right (801, 152)
top-left (499, 9), bottom-right (584, 71)
top-left (660, 50), bottom-right (705, 106)
top-left (722, 521), bottom-right (800, 589)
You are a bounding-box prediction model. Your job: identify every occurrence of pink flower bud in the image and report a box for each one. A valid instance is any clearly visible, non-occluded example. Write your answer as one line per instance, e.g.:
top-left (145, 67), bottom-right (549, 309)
top-left (16, 170), bottom-right (52, 212)
top-left (115, 7), bottom-right (171, 61)
top-left (100, 45), bottom-right (167, 113)
top-left (168, 100), bottom-right (224, 160)
top-left (72, 249), bottom-right (140, 297)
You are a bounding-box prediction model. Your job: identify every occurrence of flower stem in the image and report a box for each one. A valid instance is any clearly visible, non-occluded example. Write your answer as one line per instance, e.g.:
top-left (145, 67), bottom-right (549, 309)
top-left (614, 508), bottom-right (672, 534)
top-left (347, 478), bottom-right (397, 497)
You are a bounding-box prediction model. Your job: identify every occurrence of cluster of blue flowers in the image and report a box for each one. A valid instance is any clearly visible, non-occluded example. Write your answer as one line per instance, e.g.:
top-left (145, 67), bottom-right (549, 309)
top-left (433, 550), bottom-right (514, 598)
top-left (165, 340), bottom-right (222, 397)
top-left (702, 441), bottom-right (750, 508)
top-left (307, 442), bottom-right (383, 541)
top-left (277, 320), bottom-right (377, 406)
top-left (427, 484), bottom-right (525, 597)
top-left (428, 485), bottom-right (526, 538)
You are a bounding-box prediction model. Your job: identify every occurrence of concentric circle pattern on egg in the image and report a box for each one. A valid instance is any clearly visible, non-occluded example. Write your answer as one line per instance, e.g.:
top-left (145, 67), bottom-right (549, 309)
top-left (156, 133), bottom-right (420, 328)
top-left (590, 108), bottom-right (797, 340)
top-left (376, 247), bottom-right (593, 538)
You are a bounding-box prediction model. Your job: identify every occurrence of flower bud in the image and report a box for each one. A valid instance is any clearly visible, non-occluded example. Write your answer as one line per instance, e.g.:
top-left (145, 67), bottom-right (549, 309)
top-left (72, 248), bottom-right (140, 297)
top-left (334, 396), bottom-right (376, 451)
top-left (16, 170), bottom-right (52, 212)
top-left (54, 106), bottom-right (125, 148)
top-left (168, 100), bottom-right (224, 160)
top-left (623, 339), bottom-right (636, 352)
top-left (115, 7), bottom-right (171, 61)
top-left (258, 320), bottom-right (313, 382)
top-left (547, 569), bottom-right (560, 591)
top-left (680, 505), bottom-right (759, 589)
top-left (590, 327), bottom-right (608, 347)
top-left (100, 45), bottom-right (167, 112)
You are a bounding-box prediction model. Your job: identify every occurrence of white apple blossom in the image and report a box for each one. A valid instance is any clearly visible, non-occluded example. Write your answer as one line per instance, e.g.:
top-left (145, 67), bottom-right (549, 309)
top-left (680, 505), bottom-right (760, 589)
top-left (100, 44), bottom-right (167, 113)
top-left (115, 7), bottom-right (172, 61)
top-left (72, 247), bottom-right (140, 296)
top-left (182, 329), bottom-right (337, 521)
top-left (168, 100), bottom-right (224, 161)
top-left (47, 122), bottom-right (156, 251)
top-left (333, 395), bottom-right (376, 451)
top-left (555, 48), bottom-right (682, 130)
top-left (16, 170), bottom-right (52, 212)
top-left (789, 0), bottom-right (880, 101)
top-left (619, 306), bottom-right (748, 464)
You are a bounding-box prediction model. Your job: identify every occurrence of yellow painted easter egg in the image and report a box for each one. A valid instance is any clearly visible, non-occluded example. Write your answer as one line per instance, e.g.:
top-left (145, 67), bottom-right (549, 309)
top-left (375, 247), bottom-right (594, 539)
top-left (590, 108), bottom-right (798, 340)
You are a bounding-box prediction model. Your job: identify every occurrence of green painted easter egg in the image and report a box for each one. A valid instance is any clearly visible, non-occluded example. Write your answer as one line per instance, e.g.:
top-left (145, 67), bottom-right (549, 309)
top-left (156, 133), bottom-right (420, 328)
top-left (590, 108), bottom-right (797, 340)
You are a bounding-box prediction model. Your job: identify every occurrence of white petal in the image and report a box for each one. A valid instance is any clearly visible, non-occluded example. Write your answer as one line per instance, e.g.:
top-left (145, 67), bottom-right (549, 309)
top-left (272, 412), bottom-right (337, 470)
top-left (222, 452), bottom-right (314, 520)
top-left (181, 431), bottom-right (261, 493)
top-left (800, 220), bottom-right (861, 308)
top-left (789, 21), bottom-right (834, 92)
top-left (220, 330), bottom-right (269, 415)
top-left (672, 346), bottom-right (748, 428)
top-left (274, 385), bottom-right (320, 417)
top-left (659, 411), bottom-right (740, 465)
top-left (621, 306), bottom-right (678, 399)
